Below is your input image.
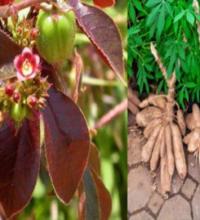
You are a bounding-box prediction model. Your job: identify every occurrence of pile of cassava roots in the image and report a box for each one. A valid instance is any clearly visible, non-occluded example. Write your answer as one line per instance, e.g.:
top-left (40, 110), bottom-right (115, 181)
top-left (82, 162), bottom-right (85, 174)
top-left (135, 43), bottom-right (200, 194)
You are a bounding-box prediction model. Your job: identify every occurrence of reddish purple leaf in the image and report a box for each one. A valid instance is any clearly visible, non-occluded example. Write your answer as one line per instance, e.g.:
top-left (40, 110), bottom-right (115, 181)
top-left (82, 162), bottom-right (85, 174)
top-left (69, 1), bottom-right (124, 76)
top-left (83, 169), bottom-right (100, 220)
top-left (91, 171), bottom-right (112, 220)
top-left (88, 143), bottom-right (101, 176)
top-left (42, 87), bottom-right (90, 203)
top-left (81, 169), bottom-right (112, 220)
top-left (0, 29), bottom-right (21, 67)
top-left (0, 119), bottom-right (40, 218)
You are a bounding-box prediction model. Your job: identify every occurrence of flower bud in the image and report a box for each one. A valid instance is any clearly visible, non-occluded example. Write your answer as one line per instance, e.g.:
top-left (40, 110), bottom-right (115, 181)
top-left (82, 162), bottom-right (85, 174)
top-left (27, 95), bottom-right (37, 108)
top-left (5, 84), bottom-right (14, 96)
top-left (31, 28), bottom-right (39, 39)
top-left (13, 91), bottom-right (21, 103)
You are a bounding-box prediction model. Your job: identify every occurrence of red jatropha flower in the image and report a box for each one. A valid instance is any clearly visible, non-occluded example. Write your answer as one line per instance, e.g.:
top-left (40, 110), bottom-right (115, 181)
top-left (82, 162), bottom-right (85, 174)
top-left (14, 48), bottom-right (40, 81)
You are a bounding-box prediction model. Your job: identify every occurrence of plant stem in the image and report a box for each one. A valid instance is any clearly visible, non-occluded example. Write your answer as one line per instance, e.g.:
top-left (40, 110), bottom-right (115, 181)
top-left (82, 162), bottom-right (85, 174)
top-left (94, 99), bottom-right (127, 129)
top-left (0, 0), bottom-right (46, 18)
top-left (150, 42), bottom-right (176, 120)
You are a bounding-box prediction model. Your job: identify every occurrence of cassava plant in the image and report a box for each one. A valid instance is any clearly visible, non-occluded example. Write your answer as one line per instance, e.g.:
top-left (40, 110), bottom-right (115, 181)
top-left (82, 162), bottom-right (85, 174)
top-left (0, 0), bottom-right (124, 219)
top-left (128, 0), bottom-right (200, 109)
top-left (136, 43), bottom-right (187, 194)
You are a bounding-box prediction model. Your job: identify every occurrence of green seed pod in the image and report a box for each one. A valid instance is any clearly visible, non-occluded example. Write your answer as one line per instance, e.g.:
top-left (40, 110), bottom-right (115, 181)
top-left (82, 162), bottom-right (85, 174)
top-left (11, 103), bottom-right (27, 122)
top-left (36, 9), bottom-right (76, 64)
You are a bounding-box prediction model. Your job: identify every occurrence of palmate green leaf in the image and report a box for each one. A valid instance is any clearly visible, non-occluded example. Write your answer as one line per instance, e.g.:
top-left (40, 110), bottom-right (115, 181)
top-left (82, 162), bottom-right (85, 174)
top-left (129, 0), bottom-right (200, 108)
top-left (146, 4), bottom-right (161, 26)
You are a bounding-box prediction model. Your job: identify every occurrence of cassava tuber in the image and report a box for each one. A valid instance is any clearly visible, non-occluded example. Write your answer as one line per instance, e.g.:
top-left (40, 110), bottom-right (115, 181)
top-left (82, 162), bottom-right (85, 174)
top-left (184, 104), bottom-right (200, 161)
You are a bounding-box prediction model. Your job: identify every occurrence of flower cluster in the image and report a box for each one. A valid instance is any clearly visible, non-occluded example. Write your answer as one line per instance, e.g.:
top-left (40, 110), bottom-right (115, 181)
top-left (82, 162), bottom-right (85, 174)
top-left (0, 48), bottom-right (50, 124)
top-left (8, 18), bottom-right (38, 47)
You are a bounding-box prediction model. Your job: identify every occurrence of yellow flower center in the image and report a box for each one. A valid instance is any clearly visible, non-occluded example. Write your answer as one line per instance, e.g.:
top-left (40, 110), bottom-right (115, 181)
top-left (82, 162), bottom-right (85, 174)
top-left (22, 59), bottom-right (33, 76)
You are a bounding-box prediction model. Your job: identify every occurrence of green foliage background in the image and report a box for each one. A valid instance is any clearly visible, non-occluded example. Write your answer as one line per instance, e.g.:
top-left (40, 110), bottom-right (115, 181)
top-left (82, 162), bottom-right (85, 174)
top-left (18, 1), bottom-right (127, 220)
top-left (128, 0), bottom-right (200, 109)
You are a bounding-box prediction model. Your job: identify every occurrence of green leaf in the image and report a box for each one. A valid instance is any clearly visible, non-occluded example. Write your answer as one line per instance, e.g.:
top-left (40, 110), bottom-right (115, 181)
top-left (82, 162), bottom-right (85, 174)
top-left (196, 14), bottom-right (200, 22)
top-left (186, 11), bottom-right (195, 25)
top-left (157, 80), bottom-right (164, 93)
top-left (145, 0), bottom-right (161, 8)
top-left (128, 26), bottom-right (140, 35)
top-left (174, 11), bottom-right (185, 23)
top-left (156, 6), bottom-right (165, 40)
top-left (185, 82), bottom-right (196, 88)
top-left (146, 5), bottom-right (161, 26)
top-left (133, 0), bottom-right (146, 13)
top-left (128, 2), bottom-right (136, 23)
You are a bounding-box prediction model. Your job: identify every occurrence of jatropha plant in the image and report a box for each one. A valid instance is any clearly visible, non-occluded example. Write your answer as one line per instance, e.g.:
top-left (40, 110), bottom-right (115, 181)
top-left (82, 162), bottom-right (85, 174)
top-left (0, 0), bottom-right (124, 218)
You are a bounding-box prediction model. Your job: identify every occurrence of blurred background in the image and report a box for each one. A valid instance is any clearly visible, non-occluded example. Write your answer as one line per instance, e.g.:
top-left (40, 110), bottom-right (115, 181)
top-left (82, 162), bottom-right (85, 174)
top-left (18, 0), bottom-right (127, 219)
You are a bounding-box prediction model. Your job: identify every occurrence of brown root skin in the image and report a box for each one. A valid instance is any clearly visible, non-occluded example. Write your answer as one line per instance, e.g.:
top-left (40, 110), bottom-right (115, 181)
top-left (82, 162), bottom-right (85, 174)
top-left (136, 106), bottom-right (162, 127)
top-left (186, 113), bottom-right (196, 131)
top-left (139, 95), bottom-right (167, 109)
top-left (150, 127), bottom-right (164, 171)
top-left (188, 130), bottom-right (199, 153)
top-left (177, 109), bottom-right (186, 136)
top-left (184, 105), bottom-right (200, 161)
top-left (142, 125), bottom-right (161, 162)
top-left (143, 118), bottom-right (162, 138)
top-left (171, 123), bottom-right (187, 179)
top-left (165, 125), bottom-right (175, 176)
top-left (183, 131), bottom-right (194, 145)
top-left (160, 126), bottom-right (166, 158)
top-left (161, 155), bottom-right (171, 193)
top-left (192, 104), bottom-right (200, 127)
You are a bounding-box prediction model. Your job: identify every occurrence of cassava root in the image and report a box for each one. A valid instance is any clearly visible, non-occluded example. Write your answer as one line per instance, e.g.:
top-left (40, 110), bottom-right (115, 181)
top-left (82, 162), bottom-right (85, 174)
top-left (184, 104), bottom-right (200, 162)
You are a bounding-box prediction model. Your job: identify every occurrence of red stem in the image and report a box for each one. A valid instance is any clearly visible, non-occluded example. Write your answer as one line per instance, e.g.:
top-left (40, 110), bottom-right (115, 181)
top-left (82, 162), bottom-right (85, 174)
top-left (94, 99), bottom-right (127, 129)
top-left (0, 0), bottom-right (46, 18)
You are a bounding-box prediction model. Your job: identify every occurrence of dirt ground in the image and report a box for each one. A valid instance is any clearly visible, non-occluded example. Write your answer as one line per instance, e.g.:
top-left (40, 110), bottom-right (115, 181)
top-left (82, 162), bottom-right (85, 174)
top-left (128, 112), bottom-right (200, 220)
